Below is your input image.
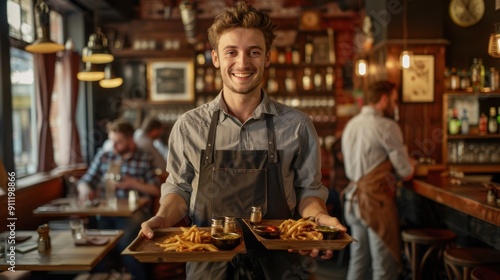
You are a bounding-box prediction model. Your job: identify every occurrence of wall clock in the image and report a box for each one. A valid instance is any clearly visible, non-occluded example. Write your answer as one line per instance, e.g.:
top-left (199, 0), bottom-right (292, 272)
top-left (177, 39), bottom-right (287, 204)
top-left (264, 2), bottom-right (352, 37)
top-left (449, 0), bottom-right (485, 27)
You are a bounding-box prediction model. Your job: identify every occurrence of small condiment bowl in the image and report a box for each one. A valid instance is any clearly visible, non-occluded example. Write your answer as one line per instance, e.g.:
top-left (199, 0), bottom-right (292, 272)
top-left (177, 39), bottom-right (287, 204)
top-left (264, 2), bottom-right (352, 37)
top-left (315, 226), bottom-right (341, 240)
top-left (211, 232), bottom-right (241, 250)
top-left (253, 225), bottom-right (280, 239)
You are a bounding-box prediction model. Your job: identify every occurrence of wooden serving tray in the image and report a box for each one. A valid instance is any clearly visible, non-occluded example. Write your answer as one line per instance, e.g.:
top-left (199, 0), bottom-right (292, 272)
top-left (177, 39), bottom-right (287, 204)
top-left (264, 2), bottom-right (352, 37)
top-left (122, 227), bottom-right (246, 263)
top-left (242, 219), bottom-right (354, 251)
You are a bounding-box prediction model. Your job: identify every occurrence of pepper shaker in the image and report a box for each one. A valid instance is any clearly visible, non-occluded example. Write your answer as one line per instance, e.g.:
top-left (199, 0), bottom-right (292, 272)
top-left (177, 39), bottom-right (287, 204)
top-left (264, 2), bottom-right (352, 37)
top-left (223, 216), bottom-right (237, 233)
top-left (37, 224), bottom-right (51, 254)
top-left (250, 206), bottom-right (262, 225)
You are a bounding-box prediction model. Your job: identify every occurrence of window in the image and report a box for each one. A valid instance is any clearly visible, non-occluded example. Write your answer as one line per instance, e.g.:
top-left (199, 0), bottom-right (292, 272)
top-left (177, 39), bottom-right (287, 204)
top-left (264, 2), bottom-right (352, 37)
top-left (7, 0), bottom-right (34, 42)
top-left (50, 11), bottom-right (64, 165)
top-left (10, 47), bottom-right (36, 176)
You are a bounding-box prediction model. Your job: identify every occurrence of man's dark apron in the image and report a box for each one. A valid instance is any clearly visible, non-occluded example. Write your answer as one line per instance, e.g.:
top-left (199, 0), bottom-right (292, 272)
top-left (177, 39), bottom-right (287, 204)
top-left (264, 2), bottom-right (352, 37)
top-left (186, 110), bottom-right (309, 280)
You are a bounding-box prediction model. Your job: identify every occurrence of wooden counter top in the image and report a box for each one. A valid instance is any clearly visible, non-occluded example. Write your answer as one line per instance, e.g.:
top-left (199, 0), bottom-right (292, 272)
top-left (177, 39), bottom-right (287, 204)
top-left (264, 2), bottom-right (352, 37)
top-left (411, 175), bottom-right (499, 226)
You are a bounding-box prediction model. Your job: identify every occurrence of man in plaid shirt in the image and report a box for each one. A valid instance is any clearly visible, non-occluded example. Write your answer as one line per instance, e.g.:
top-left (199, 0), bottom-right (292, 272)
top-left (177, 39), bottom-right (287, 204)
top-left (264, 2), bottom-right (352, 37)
top-left (77, 119), bottom-right (161, 279)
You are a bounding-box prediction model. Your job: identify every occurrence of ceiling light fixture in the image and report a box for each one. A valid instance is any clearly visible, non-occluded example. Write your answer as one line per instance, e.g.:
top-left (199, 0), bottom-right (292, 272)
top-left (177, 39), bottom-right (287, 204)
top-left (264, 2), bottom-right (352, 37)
top-left (77, 62), bottom-right (105, 82)
top-left (25, 0), bottom-right (65, 54)
top-left (355, 59), bottom-right (368, 77)
top-left (82, 0), bottom-right (114, 64)
top-left (488, 23), bottom-right (500, 58)
top-left (99, 64), bottom-right (123, 88)
top-left (179, 1), bottom-right (198, 44)
top-left (399, 0), bottom-right (413, 69)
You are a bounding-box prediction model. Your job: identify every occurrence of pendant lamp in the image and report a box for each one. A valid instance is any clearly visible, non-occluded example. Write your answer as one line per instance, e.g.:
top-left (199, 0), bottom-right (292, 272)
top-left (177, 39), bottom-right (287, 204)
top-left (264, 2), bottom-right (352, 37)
top-left (488, 23), bottom-right (500, 58)
top-left (25, 0), bottom-right (65, 54)
top-left (355, 59), bottom-right (368, 77)
top-left (77, 62), bottom-right (105, 82)
top-left (179, 1), bottom-right (198, 44)
top-left (99, 64), bottom-right (123, 88)
top-left (399, 0), bottom-right (413, 69)
top-left (83, 28), bottom-right (114, 64)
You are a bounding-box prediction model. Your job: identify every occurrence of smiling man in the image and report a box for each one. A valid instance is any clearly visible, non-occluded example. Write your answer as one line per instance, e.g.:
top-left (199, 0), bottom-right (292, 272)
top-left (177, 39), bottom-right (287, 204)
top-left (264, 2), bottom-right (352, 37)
top-left (141, 2), bottom-right (346, 279)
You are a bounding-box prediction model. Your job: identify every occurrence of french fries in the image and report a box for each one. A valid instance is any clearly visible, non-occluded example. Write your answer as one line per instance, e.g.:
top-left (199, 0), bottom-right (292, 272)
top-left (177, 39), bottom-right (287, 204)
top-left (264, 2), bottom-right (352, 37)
top-left (278, 218), bottom-right (323, 240)
top-left (156, 225), bottom-right (219, 252)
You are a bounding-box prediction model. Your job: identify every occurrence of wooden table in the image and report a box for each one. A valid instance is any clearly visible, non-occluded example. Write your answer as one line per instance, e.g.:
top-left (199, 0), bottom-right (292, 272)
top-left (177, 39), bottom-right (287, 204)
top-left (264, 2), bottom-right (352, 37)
top-left (32, 197), bottom-right (149, 217)
top-left (0, 230), bottom-right (123, 271)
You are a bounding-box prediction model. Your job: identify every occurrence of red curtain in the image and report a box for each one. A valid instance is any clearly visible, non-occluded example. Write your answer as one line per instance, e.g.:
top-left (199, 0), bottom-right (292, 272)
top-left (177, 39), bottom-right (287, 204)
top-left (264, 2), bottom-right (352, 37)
top-left (34, 53), bottom-right (57, 172)
top-left (60, 50), bottom-right (83, 165)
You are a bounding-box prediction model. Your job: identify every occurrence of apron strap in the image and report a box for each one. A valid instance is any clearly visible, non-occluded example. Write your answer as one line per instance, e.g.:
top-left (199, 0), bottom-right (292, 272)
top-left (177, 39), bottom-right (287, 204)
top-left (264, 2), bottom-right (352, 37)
top-left (204, 110), bottom-right (220, 164)
top-left (266, 115), bottom-right (278, 164)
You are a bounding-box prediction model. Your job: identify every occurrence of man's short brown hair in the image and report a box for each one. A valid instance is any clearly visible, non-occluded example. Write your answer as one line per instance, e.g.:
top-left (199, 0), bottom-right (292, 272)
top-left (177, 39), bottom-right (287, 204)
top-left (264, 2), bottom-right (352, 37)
top-left (207, 1), bottom-right (276, 54)
top-left (141, 117), bottom-right (163, 133)
top-left (367, 81), bottom-right (397, 104)
top-left (106, 119), bottom-right (134, 138)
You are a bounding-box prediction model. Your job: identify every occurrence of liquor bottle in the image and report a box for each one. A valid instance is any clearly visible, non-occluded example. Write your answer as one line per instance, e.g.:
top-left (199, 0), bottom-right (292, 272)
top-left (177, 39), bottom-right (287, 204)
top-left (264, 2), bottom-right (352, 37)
top-left (471, 58), bottom-right (481, 92)
top-left (478, 59), bottom-right (486, 89)
top-left (196, 42), bottom-right (206, 65)
top-left (302, 67), bottom-right (312, 91)
top-left (497, 106), bottom-right (500, 128)
top-left (461, 108), bottom-right (469, 134)
top-left (204, 42), bottom-right (212, 64)
top-left (444, 67), bottom-right (451, 90)
top-left (488, 107), bottom-right (498, 134)
top-left (490, 67), bottom-right (499, 91)
top-left (285, 46), bottom-right (292, 64)
top-left (479, 113), bottom-right (487, 135)
top-left (292, 45), bottom-right (300, 65)
top-left (285, 70), bottom-right (296, 93)
top-left (450, 67), bottom-right (460, 90)
top-left (205, 68), bottom-right (214, 92)
top-left (459, 68), bottom-right (471, 90)
top-left (304, 36), bottom-right (314, 64)
top-left (448, 108), bottom-right (460, 135)
top-left (325, 66), bottom-right (335, 91)
top-left (195, 68), bottom-right (205, 92)
top-left (270, 46), bottom-right (278, 64)
top-left (267, 67), bottom-right (278, 93)
top-left (214, 70), bottom-right (222, 89)
top-left (314, 70), bottom-right (322, 91)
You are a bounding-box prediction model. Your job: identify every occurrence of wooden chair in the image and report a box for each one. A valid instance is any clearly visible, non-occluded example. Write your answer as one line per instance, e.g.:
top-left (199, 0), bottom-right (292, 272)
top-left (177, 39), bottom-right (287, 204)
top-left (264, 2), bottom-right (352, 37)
top-left (444, 247), bottom-right (500, 280)
top-left (471, 264), bottom-right (500, 280)
top-left (401, 228), bottom-right (457, 280)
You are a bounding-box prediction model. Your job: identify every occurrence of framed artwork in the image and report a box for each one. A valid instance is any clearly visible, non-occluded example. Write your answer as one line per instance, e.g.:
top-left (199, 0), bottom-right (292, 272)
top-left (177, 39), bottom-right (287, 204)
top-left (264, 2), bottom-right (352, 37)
top-left (402, 55), bottom-right (435, 103)
top-left (147, 59), bottom-right (194, 103)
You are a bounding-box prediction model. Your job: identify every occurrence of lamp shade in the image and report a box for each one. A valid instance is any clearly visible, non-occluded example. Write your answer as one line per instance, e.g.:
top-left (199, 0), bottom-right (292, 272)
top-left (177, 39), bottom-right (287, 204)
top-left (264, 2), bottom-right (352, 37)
top-left (179, 1), bottom-right (198, 44)
top-left (99, 65), bottom-right (123, 88)
top-left (488, 23), bottom-right (500, 58)
top-left (77, 62), bottom-right (105, 81)
top-left (25, 0), bottom-right (64, 54)
top-left (83, 31), bottom-right (114, 64)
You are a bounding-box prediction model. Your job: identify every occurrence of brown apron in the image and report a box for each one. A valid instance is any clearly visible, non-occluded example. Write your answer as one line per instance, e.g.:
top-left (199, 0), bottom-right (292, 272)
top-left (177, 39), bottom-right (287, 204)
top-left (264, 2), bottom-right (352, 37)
top-left (187, 110), bottom-right (302, 280)
top-left (348, 159), bottom-right (401, 264)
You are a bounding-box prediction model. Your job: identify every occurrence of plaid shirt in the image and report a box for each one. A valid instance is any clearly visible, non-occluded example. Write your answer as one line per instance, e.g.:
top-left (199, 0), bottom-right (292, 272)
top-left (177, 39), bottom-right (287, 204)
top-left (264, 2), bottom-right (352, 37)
top-left (79, 148), bottom-right (160, 197)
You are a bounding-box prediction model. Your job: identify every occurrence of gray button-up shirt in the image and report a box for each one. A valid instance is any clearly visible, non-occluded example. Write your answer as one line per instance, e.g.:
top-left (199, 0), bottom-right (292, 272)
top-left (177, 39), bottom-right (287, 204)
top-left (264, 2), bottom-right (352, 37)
top-left (161, 92), bottom-right (328, 217)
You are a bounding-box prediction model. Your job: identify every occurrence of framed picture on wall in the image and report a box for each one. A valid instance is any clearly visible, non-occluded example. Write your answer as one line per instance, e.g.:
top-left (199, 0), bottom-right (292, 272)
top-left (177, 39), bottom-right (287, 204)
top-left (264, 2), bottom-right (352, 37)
top-left (402, 55), bottom-right (435, 103)
top-left (147, 59), bottom-right (194, 103)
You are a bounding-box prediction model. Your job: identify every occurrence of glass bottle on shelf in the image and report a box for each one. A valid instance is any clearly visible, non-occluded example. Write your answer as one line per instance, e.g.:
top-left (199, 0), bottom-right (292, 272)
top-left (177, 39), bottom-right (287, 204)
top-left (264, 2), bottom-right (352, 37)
top-left (488, 107), bottom-right (498, 134)
top-left (314, 70), bottom-right (322, 91)
top-left (470, 58), bottom-right (481, 92)
top-left (478, 59), bottom-right (486, 89)
top-left (195, 68), bottom-right (205, 92)
top-left (325, 66), bottom-right (335, 91)
top-left (270, 46), bottom-right (278, 64)
top-left (461, 108), bottom-right (469, 134)
top-left (444, 67), bottom-right (451, 90)
top-left (204, 42), bottom-right (212, 65)
top-left (304, 36), bottom-right (314, 64)
top-left (196, 42), bottom-right (206, 65)
top-left (302, 67), bottom-right (312, 91)
top-left (479, 113), bottom-right (487, 135)
top-left (267, 67), bottom-right (278, 93)
top-left (497, 106), bottom-right (500, 127)
top-left (490, 67), bottom-right (499, 91)
top-left (459, 68), bottom-right (471, 90)
top-left (292, 45), bottom-right (300, 65)
top-left (448, 108), bottom-right (460, 135)
top-left (450, 67), bottom-right (460, 90)
top-left (214, 70), bottom-right (222, 89)
top-left (285, 46), bottom-right (292, 64)
top-left (205, 68), bottom-right (214, 92)
top-left (285, 70), bottom-right (296, 93)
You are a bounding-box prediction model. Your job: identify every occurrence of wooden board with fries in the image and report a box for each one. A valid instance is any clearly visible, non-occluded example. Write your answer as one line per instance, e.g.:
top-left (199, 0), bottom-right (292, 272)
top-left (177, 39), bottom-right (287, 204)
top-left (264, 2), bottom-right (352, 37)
top-left (122, 226), bottom-right (246, 263)
top-left (242, 219), bottom-right (354, 251)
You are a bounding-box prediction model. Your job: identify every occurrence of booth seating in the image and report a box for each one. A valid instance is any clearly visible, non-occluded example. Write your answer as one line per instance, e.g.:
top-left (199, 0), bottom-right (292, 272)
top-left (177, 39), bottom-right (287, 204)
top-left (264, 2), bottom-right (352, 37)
top-left (470, 264), bottom-right (500, 280)
top-left (444, 247), bottom-right (500, 280)
top-left (401, 228), bottom-right (457, 280)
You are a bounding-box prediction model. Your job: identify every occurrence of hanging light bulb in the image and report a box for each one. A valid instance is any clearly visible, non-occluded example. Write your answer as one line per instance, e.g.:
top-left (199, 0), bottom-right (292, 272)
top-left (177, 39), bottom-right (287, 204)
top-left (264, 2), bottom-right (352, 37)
top-left (84, 29), bottom-right (114, 64)
top-left (399, 50), bottom-right (413, 69)
top-left (355, 59), bottom-right (368, 77)
top-left (179, 1), bottom-right (198, 44)
top-left (25, 0), bottom-right (65, 54)
top-left (488, 23), bottom-right (500, 58)
top-left (99, 64), bottom-right (123, 88)
top-left (77, 62), bottom-right (105, 81)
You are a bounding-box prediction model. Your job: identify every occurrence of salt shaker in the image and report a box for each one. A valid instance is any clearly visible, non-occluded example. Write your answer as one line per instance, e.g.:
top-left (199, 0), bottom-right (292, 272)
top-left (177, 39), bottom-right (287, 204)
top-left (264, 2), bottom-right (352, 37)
top-left (37, 224), bottom-right (51, 254)
top-left (211, 218), bottom-right (223, 236)
top-left (223, 216), bottom-right (237, 233)
top-left (250, 206), bottom-right (262, 225)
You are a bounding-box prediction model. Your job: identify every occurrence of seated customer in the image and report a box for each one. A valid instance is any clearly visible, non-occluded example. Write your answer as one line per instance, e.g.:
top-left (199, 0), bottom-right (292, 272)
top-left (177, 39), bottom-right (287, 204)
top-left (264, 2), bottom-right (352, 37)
top-left (134, 116), bottom-right (167, 174)
top-left (77, 119), bottom-right (160, 279)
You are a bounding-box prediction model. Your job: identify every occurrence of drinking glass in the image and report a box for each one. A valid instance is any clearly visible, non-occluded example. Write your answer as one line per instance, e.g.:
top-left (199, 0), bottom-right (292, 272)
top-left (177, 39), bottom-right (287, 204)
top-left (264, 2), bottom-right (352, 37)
top-left (69, 219), bottom-right (85, 240)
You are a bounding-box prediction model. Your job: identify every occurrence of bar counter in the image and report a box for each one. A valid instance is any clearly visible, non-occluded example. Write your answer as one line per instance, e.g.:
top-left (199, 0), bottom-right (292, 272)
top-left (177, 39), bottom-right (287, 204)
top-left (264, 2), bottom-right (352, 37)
top-left (400, 173), bottom-right (499, 249)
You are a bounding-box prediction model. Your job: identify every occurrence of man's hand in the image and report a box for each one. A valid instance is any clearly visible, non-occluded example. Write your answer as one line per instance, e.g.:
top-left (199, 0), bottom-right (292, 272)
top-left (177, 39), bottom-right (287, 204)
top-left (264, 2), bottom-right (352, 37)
top-left (115, 175), bottom-right (138, 190)
top-left (76, 183), bottom-right (95, 202)
top-left (140, 216), bottom-right (167, 239)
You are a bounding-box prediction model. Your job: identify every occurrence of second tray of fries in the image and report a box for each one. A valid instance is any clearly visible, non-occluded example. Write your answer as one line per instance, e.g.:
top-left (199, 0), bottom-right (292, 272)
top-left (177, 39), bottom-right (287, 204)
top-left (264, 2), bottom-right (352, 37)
top-left (122, 226), bottom-right (246, 263)
top-left (243, 219), bottom-right (354, 251)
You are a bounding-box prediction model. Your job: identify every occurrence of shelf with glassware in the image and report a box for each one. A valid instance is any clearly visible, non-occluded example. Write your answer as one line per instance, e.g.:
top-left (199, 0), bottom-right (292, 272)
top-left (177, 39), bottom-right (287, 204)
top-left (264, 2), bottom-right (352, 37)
top-left (443, 92), bottom-right (500, 173)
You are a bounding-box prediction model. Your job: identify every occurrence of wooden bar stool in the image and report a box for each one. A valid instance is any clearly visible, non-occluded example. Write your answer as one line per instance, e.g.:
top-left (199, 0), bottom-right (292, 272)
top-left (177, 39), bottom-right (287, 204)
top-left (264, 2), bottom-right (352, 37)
top-left (401, 228), bottom-right (457, 280)
top-left (471, 264), bottom-right (500, 280)
top-left (444, 247), bottom-right (500, 280)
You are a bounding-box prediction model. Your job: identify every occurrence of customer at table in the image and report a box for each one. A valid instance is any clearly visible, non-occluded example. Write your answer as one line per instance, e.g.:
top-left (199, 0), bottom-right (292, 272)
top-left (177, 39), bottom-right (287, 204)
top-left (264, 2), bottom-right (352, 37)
top-left (141, 2), bottom-right (346, 279)
top-left (134, 116), bottom-right (168, 173)
top-left (77, 119), bottom-right (160, 279)
top-left (341, 80), bottom-right (415, 280)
